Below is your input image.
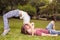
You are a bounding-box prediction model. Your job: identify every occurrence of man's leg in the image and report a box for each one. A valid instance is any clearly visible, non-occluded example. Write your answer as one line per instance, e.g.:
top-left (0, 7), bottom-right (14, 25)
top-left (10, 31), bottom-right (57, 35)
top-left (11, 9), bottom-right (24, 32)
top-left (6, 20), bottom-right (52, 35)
top-left (46, 21), bottom-right (60, 35)
top-left (50, 30), bottom-right (60, 35)
top-left (46, 21), bottom-right (55, 34)
top-left (46, 21), bottom-right (54, 30)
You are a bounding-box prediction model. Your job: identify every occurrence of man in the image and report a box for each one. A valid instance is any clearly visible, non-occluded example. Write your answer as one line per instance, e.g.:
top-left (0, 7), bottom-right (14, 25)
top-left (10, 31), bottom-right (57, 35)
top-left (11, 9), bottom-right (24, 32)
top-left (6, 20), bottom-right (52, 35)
top-left (2, 9), bottom-right (30, 36)
top-left (21, 21), bottom-right (60, 36)
top-left (21, 16), bottom-right (60, 36)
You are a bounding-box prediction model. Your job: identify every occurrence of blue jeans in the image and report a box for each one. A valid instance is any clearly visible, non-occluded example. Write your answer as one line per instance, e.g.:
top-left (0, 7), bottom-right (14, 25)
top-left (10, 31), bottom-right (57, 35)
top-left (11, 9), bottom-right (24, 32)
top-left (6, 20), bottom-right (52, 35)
top-left (3, 9), bottom-right (20, 30)
top-left (46, 22), bottom-right (60, 35)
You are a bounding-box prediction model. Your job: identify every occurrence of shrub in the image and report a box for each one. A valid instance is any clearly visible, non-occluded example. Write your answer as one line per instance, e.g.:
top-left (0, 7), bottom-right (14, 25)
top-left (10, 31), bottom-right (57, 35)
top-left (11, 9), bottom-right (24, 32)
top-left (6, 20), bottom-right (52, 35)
top-left (17, 4), bottom-right (36, 18)
top-left (56, 15), bottom-right (60, 20)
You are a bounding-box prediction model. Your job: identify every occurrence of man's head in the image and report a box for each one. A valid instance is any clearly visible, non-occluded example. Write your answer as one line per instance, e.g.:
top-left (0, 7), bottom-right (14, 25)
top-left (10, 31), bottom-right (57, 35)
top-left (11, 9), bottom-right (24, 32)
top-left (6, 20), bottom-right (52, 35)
top-left (21, 24), bottom-right (30, 34)
top-left (24, 24), bottom-right (30, 29)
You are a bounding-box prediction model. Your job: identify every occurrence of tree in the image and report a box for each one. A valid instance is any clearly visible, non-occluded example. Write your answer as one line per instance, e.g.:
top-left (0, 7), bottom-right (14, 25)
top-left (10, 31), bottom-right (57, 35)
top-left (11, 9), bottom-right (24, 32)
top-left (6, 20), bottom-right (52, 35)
top-left (30, 0), bottom-right (49, 19)
top-left (0, 0), bottom-right (30, 14)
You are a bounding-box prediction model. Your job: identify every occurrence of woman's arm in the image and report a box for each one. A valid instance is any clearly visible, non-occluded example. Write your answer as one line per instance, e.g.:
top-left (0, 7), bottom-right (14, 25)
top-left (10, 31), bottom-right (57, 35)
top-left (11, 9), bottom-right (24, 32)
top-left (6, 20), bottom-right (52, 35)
top-left (41, 33), bottom-right (58, 36)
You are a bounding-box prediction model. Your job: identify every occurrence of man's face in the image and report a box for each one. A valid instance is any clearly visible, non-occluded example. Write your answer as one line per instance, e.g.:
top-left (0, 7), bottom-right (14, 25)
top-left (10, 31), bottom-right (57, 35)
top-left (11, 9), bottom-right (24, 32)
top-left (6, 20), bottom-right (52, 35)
top-left (25, 25), bottom-right (30, 29)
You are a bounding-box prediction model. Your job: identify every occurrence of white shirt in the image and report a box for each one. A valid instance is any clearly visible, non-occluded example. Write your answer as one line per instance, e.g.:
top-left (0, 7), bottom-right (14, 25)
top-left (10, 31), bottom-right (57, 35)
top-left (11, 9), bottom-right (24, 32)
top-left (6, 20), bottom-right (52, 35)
top-left (19, 11), bottom-right (30, 24)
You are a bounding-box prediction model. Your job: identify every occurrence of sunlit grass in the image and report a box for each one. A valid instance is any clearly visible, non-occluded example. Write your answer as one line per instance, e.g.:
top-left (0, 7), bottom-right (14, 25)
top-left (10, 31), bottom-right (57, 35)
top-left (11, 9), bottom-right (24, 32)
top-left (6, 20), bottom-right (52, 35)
top-left (0, 16), bottom-right (60, 40)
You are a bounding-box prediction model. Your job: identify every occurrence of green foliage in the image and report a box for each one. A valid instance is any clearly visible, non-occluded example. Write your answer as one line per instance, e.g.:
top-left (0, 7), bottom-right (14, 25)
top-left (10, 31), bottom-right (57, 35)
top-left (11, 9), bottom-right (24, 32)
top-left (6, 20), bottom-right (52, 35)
top-left (30, 0), bottom-right (49, 7)
top-left (0, 0), bottom-right (30, 14)
top-left (56, 14), bottom-right (60, 20)
top-left (17, 4), bottom-right (36, 16)
top-left (0, 0), bottom-right (60, 17)
top-left (19, 0), bottom-right (30, 5)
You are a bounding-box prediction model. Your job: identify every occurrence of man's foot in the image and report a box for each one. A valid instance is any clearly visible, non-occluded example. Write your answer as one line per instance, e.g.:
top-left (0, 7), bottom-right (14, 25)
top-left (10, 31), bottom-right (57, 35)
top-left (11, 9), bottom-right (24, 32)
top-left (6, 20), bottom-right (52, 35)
top-left (1, 29), bottom-right (10, 36)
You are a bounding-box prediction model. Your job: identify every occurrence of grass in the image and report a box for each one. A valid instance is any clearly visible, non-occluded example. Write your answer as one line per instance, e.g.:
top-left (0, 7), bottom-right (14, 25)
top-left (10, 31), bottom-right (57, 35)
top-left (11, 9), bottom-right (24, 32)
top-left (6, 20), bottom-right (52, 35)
top-left (0, 16), bottom-right (60, 40)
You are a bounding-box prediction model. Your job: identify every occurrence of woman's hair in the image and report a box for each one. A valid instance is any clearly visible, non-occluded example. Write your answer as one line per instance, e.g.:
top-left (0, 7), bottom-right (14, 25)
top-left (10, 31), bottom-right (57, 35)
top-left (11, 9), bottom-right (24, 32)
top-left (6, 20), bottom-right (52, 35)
top-left (21, 24), bottom-right (29, 34)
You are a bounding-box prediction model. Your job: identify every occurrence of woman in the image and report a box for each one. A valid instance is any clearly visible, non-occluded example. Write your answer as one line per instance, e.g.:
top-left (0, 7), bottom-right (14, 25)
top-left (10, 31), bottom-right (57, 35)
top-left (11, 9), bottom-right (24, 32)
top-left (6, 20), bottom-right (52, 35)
top-left (2, 9), bottom-right (30, 36)
top-left (21, 21), bottom-right (60, 36)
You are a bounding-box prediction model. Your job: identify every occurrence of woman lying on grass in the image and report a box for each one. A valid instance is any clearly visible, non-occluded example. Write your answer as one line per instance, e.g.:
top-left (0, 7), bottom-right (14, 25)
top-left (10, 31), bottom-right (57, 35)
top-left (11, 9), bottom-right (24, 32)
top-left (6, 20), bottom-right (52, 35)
top-left (21, 18), bottom-right (60, 36)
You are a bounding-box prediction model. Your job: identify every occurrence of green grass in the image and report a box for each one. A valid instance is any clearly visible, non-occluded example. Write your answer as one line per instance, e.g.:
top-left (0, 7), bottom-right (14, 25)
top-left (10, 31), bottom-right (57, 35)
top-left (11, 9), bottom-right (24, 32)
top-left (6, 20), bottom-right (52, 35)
top-left (0, 16), bottom-right (60, 40)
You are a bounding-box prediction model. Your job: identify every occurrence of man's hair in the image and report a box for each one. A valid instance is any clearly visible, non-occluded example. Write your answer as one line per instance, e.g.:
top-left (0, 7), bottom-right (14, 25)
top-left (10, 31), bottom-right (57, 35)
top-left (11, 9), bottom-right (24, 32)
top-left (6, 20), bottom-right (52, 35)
top-left (21, 24), bottom-right (29, 34)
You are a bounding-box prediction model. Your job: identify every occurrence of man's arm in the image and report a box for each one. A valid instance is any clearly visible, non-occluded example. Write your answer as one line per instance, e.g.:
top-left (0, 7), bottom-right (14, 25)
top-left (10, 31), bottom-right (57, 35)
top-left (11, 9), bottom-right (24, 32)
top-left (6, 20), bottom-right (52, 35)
top-left (41, 33), bottom-right (58, 36)
top-left (51, 21), bottom-right (55, 30)
top-left (53, 22), bottom-right (55, 30)
top-left (31, 22), bottom-right (34, 36)
top-left (24, 22), bottom-right (35, 36)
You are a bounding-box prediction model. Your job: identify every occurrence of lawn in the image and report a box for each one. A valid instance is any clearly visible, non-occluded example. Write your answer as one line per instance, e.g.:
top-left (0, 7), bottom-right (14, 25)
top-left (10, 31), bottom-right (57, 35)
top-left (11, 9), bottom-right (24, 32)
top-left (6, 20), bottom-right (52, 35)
top-left (0, 16), bottom-right (60, 40)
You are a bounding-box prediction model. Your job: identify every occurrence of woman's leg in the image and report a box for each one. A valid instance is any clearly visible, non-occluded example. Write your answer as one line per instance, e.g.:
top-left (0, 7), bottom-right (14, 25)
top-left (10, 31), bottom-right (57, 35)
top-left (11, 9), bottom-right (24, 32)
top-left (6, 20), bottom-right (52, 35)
top-left (3, 14), bottom-right (9, 30)
top-left (2, 13), bottom-right (11, 36)
top-left (3, 10), bottom-right (20, 30)
top-left (2, 10), bottom-right (19, 36)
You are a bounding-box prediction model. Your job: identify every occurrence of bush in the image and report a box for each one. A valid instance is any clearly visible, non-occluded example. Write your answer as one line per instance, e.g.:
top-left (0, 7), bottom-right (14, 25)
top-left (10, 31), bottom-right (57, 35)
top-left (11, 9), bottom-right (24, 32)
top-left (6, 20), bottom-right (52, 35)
top-left (56, 15), bottom-right (60, 20)
top-left (47, 15), bottom-right (60, 21)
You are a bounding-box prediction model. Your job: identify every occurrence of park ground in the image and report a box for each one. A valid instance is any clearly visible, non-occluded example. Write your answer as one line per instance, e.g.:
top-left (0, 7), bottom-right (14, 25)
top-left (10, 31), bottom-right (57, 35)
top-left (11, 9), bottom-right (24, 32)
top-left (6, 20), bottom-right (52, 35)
top-left (0, 16), bottom-right (60, 40)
